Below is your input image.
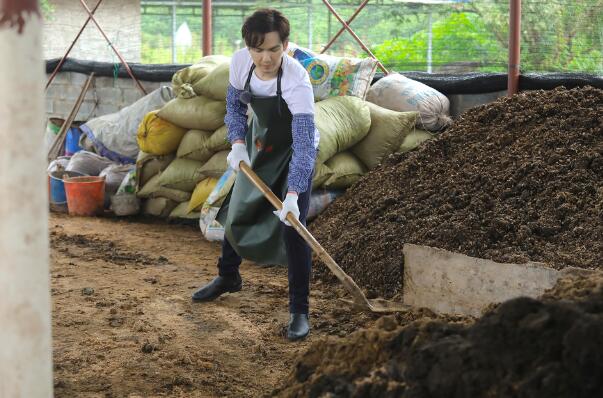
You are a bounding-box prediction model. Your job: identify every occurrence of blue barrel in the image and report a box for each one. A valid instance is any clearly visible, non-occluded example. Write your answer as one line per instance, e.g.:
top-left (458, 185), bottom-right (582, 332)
top-left (64, 127), bottom-right (83, 156)
top-left (49, 170), bottom-right (85, 212)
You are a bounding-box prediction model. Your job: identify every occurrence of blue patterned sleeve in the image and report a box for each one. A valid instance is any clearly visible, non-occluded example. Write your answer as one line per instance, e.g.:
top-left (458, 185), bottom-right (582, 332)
top-left (224, 84), bottom-right (248, 143)
top-left (288, 113), bottom-right (317, 194)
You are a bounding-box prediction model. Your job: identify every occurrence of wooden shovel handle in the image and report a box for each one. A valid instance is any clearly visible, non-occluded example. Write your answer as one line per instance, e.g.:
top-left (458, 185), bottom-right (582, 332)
top-left (239, 162), bottom-right (369, 305)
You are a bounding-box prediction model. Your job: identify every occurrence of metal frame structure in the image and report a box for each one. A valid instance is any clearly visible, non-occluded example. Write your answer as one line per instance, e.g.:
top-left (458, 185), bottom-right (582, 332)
top-left (320, 0), bottom-right (389, 74)
top-left (45, 0), bottom-right (147, 95)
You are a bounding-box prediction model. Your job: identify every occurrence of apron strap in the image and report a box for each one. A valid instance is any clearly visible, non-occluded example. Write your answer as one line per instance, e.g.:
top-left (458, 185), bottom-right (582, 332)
top-left (276, 58), bottom-right (283, 116)
top-left (239, 64), bottom-right (256, 105)
top-left (239, 58), bottom-right (284, 115)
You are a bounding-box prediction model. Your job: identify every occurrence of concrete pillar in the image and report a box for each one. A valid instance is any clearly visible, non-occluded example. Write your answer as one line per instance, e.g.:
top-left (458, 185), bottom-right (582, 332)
top-left (0, 2), bottom-right (53, 398)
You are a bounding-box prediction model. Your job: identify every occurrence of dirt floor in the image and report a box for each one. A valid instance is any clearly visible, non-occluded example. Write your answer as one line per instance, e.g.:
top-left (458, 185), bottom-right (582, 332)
top-left (50, 212), bottom-right (418, 398)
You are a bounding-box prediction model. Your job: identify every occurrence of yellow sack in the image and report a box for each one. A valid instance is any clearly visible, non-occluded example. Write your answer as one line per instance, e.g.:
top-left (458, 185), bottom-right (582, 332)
top-left (158, 96), bottom-right (226, 131)
top-left (323, 151), bottom-right (367, 189)
top-left (172, 55), bottom-right (230, 99)
top-left (136, 111), bottom-right (188, 156)
top-left (315, 96), bottom-right (371, 164)
top-left (187, 177), bottom-right (219, 213)
top-left (176, 129), bottom-right (214, 162)
top-left (351, 103), bottom-right (418, 169)
top-left (199, 150), bottom-right (229, 179)
top-left (197, 62), bottom-right (230, 101)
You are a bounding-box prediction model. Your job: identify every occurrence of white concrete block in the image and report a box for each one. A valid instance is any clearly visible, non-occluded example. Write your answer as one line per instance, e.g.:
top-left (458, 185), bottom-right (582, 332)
top-left (47, 72), bottom-right (71, 85)
top-left (122, 89), bottom-right (143, 105)
top-left (52, 100), bottom-right (75, 118)
top-left (96, 103), bottom-right (119, 117)
top-left (45, 98), bottom-right (54, 114)
top-left (115, 78), bottom-right (136, 89)
top-left (70, 72), bottom-right (91, 87)
top-left (74, 100), bottom-right (97, 122)
top-left (95, 76), bottom-right (117, 89)
top-left (96, 87), bottom-right (123, 103)
top-left (402, 244), bottom-right (567, 317)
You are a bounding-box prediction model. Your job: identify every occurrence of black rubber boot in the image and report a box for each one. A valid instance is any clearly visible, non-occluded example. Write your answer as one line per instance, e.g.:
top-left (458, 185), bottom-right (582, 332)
top-left (191, 273), bottom-right (242, 302)
top-left (287, 313), bottom-right (310, 341)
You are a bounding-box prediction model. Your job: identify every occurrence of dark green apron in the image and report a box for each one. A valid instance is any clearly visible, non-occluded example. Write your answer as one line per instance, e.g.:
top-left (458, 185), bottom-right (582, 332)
top-left (216, 63), bottom-right (292, 266)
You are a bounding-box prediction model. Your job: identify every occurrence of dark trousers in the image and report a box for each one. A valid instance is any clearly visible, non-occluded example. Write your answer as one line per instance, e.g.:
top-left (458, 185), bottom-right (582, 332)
top-left (218, 185), bottom-right (312, 314)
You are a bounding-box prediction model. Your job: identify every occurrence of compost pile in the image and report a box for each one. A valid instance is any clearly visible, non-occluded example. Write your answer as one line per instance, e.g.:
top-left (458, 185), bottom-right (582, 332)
top-left (273, 270), bottom-right (603, 398)
top-left (310, 86), bottom-right (603, 298)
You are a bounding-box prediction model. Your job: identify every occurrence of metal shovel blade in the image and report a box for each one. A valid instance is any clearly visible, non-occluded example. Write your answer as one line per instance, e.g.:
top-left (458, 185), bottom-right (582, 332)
top-left (239, 163), bottom-right (407, 313)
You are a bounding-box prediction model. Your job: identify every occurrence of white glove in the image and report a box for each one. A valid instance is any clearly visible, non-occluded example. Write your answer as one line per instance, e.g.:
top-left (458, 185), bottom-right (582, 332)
top-left (226, 142), bottom-right (251, 171)
top-left (273, 192), bottom-right (300, 226)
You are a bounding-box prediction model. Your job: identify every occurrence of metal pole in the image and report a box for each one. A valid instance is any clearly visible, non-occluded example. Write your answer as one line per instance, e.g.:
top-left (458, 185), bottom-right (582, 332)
top-left (308, 0), bottom-right (313, 49)
top-left (45, 0), bottom-right (103, 91)
top-left (508, 0), bottom-right (521, 95)
top-left (327, 11), bottom-right (331, 50)
top-left (203, 0), bottom-right (212, 55)
top-left (78, 0), bottom-right (147, 95)
top-left (0, 1), bottom-right (52, 397)
top-left (321, 0), bottom-right (388, 74)
top-left (321, 0), bottom-right (370, 54)
top-left (427, 10), bottom-right (433, 73)
top-left (172, 4), bottom-right (176, 63)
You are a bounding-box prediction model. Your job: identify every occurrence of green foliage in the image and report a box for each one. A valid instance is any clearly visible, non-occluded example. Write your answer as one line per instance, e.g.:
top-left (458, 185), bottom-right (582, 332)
top-left (373, 12), bottom-right (506, 72)
top-left (139, 0), bottom-right (603, 73)
top-left (467, 0), bottom-right (603, 73)
top-left (40, 0), bottom-right (54, 19)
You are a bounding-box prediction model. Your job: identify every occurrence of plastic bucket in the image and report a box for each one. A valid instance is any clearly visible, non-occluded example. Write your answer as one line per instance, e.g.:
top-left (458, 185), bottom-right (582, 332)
top-left (64, 127), bottom-right (83, 156)
top-left (64, 176), bottom-right (106, 216)
top-left (48, 118), bottom-right (64, 135)
top-left (48, 170), bottom-right (85, 212)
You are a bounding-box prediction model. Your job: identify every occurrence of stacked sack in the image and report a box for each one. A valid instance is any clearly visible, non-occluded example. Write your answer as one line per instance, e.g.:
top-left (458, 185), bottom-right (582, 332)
top-left (135, 56), bottom-right (231, 220)
top-left (284, 44), bottom-right (419, 190)
top-left (366, 73), bottom-right (453, 153)
top-left (311, 96), bottom-right (419, 191)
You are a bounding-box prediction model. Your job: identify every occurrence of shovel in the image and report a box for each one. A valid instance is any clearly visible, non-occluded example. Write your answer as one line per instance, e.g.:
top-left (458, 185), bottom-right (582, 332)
top-left (239, 163), bottom-right (408, 313)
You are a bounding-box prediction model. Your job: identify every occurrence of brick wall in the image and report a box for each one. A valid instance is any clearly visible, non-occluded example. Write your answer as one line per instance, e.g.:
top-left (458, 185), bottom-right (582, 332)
top-left (43, 0), bottom-right (141, 63)
top-left (46, 72), bottom-right (171, 122)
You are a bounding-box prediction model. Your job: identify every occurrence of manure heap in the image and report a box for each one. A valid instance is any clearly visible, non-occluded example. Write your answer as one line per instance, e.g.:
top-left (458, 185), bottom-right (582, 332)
top-left (273, 270), bottom-right (603, 398)
top-left (310, 86), bottom-right (603, 298)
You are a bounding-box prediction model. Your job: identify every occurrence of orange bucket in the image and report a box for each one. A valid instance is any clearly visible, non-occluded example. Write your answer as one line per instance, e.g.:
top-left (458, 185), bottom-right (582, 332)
top-left (64, 176), bottom-right (105, 216)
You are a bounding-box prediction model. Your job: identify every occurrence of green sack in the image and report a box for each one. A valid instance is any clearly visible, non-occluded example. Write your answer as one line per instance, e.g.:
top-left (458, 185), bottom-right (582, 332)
top-left (397, 129), bottom-right (435, 153)
top-left (171, 55), bottom-right (230, 99)
top-left (176, 129), bottom-right (214, 162)
top-left (199, 150), bottom-right (228, 179)
top-left (323, 151), bottom-right (367, 189)
top-left (169, 201), bottom-right (201, 219)
top-left (197, 62), bottom-right (230, 101)
top-left (351, 103), bottom-right (418, 170)
top-left (136, 151), bottom-right (175, 188)
top-left (158, 96), bottom-right (226, 131)
top-left (137, 173), bottom-right (192, 203)
top-left (157, 158), bottom-right (204, 192)
top-left (142, 197), bottom-right (178, 218)
top-left (207, 125), bottom-right (231, 153)
top-left (314, 96), bottom-right (371, 164)
top-left (312, 162), bottom-right (334, 189)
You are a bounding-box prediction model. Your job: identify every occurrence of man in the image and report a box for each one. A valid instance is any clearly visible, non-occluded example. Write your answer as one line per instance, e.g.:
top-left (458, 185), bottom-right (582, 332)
top-left (192, 8), bottom-right (319, 341)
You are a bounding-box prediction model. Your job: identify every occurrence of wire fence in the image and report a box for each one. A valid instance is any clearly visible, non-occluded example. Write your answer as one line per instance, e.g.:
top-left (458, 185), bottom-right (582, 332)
top-left (43, 0), bottom-right (603, 75)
